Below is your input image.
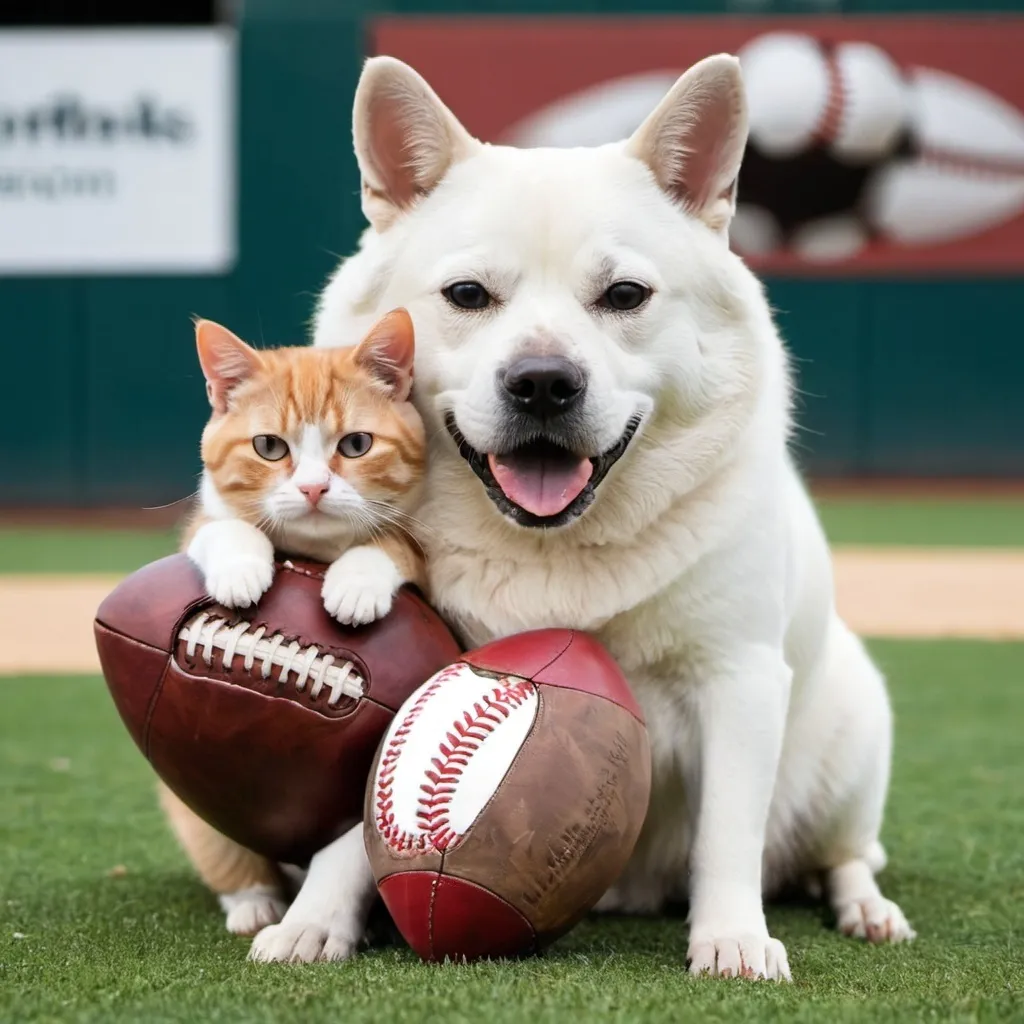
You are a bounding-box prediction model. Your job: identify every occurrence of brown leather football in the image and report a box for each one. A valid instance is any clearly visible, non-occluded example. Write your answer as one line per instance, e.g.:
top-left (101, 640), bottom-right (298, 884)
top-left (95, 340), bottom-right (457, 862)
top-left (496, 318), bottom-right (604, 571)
top-left (364, 629), bottom-right (651, 962)
top-left (94, 553), bottom-right (461, 865)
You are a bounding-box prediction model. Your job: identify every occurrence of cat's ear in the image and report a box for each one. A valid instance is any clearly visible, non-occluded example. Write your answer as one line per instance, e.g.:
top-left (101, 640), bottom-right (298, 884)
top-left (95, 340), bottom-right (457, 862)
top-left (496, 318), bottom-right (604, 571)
top-left (625, 54), bottom-right (748, 236)
top-left (353, 56), bottom-right (480, 232)
top-left (354, 308), bottom-right (415, 400)
top-left (194, 319), bottom-right (262, 413)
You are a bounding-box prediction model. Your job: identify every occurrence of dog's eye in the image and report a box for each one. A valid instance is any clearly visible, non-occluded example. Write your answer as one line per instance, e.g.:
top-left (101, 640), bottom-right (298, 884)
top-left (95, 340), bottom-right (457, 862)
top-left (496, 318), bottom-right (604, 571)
top-left (338, 432), bottom-right (373, 458)
top-left (600, 282), bottom-right (651, 311)
top-left (252, 434), bottom-right (289, 461)
top-left (443, 281), bottom-right (492, 310)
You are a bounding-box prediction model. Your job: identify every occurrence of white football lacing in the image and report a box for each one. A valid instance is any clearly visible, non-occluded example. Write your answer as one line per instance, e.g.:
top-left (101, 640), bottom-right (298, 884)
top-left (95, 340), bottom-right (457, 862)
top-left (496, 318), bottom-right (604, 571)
top-left (177, 611), bottom-right (365, 707)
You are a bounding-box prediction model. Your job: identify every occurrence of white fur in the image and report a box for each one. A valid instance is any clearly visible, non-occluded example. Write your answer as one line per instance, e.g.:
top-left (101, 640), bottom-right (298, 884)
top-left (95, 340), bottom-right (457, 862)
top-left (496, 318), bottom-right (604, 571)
top-left (299, 54), bottom-right (913, 978)
top-left (187, 518), bottom-right (275, 609)
top-left (219, 885), bottom-right (289, 937)
top-left (321, 544), bottom-right (403, 625)
top-left (248, 824), bottom-right (375, 963)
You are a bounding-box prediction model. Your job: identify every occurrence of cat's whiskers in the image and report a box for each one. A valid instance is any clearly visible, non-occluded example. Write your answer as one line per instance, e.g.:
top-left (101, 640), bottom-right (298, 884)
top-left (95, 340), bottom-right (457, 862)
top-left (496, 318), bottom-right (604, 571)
top-left (364, 500), bottom-right (436, 538)
top-left (192, 317), bottom-right (425, 586)
top-left (143, 491), bottom-right (198, 513)
top-left (252, 511), bottom-right (281, 536)
top-left (351, 507), bottom-right (385, 544)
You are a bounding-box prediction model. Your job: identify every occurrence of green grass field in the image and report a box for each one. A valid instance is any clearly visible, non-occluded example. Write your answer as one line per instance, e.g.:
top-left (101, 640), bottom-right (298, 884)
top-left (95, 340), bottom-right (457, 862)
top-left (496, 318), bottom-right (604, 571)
top-left (3, 645), bottom-right (1022, 1023)
top-left (2, 504), bottom-right (1023, 1023)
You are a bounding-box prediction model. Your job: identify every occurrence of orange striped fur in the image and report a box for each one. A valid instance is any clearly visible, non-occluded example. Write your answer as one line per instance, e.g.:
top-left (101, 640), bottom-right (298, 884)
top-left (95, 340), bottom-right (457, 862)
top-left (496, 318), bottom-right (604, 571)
top-left (184, 310), bottom-right (426, 572)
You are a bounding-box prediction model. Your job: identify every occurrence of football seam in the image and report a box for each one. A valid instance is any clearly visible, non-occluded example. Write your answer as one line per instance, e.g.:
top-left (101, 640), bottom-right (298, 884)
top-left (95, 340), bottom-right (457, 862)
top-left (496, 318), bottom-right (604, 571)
top-left (277, 560), bottom-right (325, 581)
top-left (142, 658), bottom-right (173, 761)
top-left (175, 610), bottom-right (366, 710)
top-left (427, 870), bottom-right (441, 962)
top-left (92, 622), bottom-right (173, 761)
top-left (93, 618), bottom-right (172, 656)
top-left (463, 630), bottom-right (575, 683)
top-left (516, 632), bottom-right (646, 725)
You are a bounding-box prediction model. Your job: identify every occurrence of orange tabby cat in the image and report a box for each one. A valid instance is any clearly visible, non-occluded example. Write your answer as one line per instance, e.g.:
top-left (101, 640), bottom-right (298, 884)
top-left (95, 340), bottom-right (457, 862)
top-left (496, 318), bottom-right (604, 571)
top-left (160, 308), bottom-right (426, 955)
top-left (185, 306), bottom-right (426, 615)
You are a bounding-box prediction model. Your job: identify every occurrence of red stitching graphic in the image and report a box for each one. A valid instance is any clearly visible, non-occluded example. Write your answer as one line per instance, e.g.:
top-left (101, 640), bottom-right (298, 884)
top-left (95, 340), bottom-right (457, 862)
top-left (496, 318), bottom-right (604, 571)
top-left (813, 47), bottom-right (845, 147)
top-left (916, 146), bottom-right (1024, 180)
top-left (809, 60), bottom-right (1024, 179)
top-left (374, 668), bottom-right (535, 855)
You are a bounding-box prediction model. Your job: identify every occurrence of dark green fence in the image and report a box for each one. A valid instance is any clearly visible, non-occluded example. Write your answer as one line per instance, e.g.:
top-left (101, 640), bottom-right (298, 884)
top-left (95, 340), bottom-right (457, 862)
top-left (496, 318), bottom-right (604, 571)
top-left (2, 0), bottom-right (1022, 507)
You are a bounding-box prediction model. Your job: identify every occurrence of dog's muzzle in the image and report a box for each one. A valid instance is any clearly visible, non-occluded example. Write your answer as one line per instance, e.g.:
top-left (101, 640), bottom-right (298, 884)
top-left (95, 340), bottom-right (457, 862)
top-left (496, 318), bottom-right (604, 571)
top-left (444, 411), bottom-right (642, 529)
top-left (500, 355), bottom-right (587, 422)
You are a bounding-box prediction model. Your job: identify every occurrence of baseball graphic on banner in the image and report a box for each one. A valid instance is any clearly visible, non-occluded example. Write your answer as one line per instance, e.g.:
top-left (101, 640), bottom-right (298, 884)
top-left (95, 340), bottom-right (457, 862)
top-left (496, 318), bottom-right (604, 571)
top-left (490, 26), bottom-right (1024, 271)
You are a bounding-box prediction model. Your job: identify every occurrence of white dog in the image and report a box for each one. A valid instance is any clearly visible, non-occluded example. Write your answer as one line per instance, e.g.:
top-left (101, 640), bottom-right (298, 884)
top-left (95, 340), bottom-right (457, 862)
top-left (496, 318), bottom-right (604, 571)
top-left (252, 52), bottom-right (915, 979)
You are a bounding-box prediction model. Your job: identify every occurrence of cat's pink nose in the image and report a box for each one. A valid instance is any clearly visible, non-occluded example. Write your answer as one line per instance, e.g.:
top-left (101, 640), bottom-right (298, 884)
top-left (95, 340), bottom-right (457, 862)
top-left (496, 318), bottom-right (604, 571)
top-left (298, 482), bottom-right (329, 507)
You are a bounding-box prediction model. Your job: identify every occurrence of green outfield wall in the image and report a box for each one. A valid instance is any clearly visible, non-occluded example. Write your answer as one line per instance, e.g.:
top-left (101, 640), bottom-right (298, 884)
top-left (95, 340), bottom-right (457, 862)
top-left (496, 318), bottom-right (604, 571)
top-left (2, 0), bottom-right (1021, 506)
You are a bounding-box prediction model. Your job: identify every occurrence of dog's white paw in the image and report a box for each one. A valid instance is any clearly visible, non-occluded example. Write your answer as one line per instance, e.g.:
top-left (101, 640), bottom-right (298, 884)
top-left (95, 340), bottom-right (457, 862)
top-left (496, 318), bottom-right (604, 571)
top-left (219, 886), bottom-right (288, 937)
top-left (688, 933), bottom-right (791, 981)
top-left (248, 921), bottom-right (358, 963)
top-left (187, 520), bottom-right (275, 609)
top-left (322, 546), bottom-right (401, 626)
top-left (836, 896), bottom-right (916, 943)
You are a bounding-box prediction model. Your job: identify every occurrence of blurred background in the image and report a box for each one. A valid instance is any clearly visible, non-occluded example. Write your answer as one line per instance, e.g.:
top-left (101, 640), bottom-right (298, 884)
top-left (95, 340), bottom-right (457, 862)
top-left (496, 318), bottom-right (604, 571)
top-left (0, 0), bottom-right (1022, 513)
top-left (0, 0), bottom-right (1023, 636)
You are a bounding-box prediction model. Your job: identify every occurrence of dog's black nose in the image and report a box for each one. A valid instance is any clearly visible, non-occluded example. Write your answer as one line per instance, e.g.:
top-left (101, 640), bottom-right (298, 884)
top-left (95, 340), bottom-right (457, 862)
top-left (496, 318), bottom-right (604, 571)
top-left (502, 356), bottom-right (586, 419)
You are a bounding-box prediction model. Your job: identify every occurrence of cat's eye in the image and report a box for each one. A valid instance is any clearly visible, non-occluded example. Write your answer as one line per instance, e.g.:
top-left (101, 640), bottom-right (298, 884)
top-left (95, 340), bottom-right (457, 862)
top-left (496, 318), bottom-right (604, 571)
top-left (599, 281), bottom-right (651, 312)
top-left (252, 434), bottom-right (289, 461)
top-left (338, 432), bottom-right (373, 458)
top-left (443, 281), bottom-right (492, 310)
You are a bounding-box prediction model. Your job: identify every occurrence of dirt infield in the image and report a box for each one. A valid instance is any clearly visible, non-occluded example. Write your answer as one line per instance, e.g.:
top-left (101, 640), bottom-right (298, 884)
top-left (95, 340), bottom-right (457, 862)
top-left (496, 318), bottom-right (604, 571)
top-left (0, 576), bottom-right (123, 675)
top-left (2, 548), bottom-right (1021, 675)
top-left (832, 548), bottom-right (1024, 640)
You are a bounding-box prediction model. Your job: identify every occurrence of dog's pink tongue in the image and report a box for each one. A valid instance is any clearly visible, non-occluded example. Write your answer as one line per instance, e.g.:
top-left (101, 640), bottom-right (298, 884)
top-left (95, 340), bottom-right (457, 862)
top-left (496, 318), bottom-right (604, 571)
top-left (488, 451), bottom-right (593, 518)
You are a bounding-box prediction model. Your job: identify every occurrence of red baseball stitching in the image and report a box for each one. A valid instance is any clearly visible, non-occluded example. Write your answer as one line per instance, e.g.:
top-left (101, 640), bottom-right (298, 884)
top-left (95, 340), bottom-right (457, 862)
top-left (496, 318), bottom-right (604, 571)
top-left (375, 671), bottom-right (536, 854)
top-left (415, 678), bottom-right (535, 852)
top-left (375, 664), bottom-right (463, 852)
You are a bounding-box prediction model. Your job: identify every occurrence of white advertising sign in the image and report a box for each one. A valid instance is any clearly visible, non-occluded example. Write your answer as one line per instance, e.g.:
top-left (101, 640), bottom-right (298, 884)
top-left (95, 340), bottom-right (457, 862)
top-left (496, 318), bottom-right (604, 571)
top-left (0, 29), bottom-right (235, 274)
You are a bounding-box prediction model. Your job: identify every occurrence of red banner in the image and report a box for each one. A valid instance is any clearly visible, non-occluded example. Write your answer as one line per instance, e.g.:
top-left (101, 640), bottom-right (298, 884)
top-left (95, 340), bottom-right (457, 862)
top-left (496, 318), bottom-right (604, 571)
top-left (372, 17), bottom-right (1024, 274)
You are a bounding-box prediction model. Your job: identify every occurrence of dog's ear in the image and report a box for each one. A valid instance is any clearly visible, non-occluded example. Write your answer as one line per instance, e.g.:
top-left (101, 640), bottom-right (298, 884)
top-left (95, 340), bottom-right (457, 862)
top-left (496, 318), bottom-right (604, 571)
top-left (626, 54), bottom-right (748, 237)
top-left (353, 56), bottom-right (481, 232)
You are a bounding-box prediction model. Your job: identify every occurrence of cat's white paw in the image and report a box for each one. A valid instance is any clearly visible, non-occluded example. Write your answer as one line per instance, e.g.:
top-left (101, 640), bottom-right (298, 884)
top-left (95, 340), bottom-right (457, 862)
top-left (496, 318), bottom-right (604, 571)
top-left (205, 558), bottom-right (275, 609)
top-left (219, 886), bottom-right (288, 937)
top-left (249, 921), bottom-right (358, 963)
top-left (187, 520), bottom-right (275, 609)
top-left (322, 546), bottom-right (402, 626)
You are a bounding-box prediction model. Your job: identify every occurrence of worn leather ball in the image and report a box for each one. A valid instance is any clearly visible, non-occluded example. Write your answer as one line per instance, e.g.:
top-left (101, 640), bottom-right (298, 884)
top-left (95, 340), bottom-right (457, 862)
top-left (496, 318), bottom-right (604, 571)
top-left (364, 628), bottom-right (651, 962)
top-left (94, 552), bottom-right (461, 865)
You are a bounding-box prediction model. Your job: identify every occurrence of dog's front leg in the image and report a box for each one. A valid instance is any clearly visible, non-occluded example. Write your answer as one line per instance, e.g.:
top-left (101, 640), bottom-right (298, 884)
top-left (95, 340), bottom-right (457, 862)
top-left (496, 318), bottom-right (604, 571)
top-left (686, 645), bottom-right (791, 981)
top-left (248, 822), bottom-right (376, 963)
